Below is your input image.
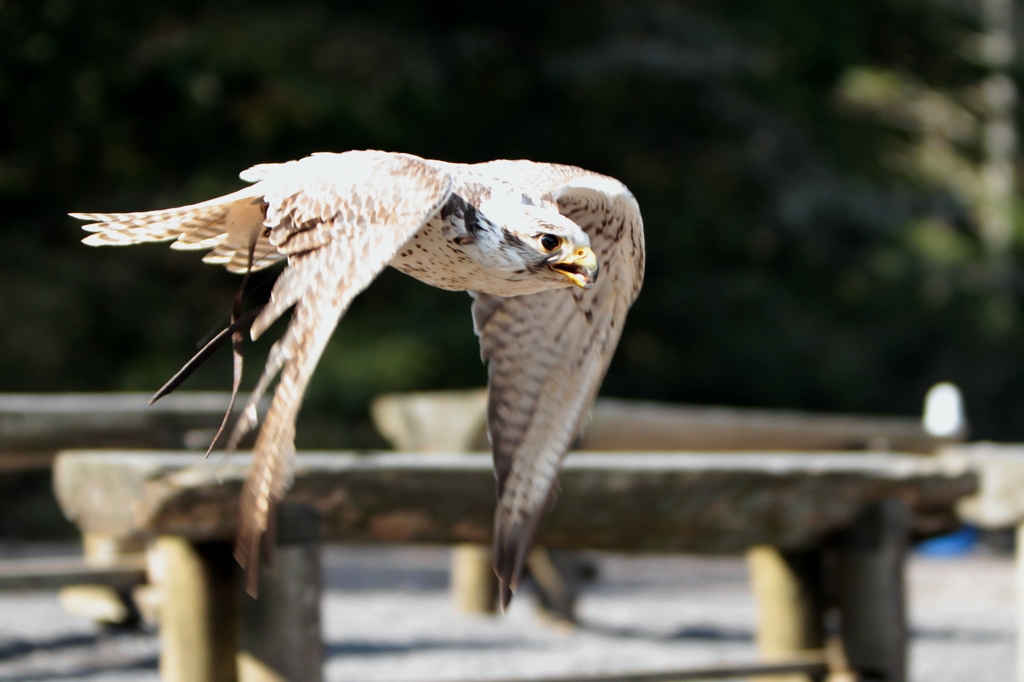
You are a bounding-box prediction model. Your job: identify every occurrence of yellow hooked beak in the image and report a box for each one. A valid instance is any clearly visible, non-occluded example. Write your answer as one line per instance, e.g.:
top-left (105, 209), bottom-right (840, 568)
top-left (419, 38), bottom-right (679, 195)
top-left (551, 246), bottom-right (599, 290)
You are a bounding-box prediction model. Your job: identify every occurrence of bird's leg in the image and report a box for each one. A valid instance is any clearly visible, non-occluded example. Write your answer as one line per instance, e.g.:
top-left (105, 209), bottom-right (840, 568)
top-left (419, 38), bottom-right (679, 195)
top-left (202, 232), bottom-right (260, 456)
top-left (148, 307), bottom-right (264, 406)
top-left (148, 233), bottom-right (264, 457)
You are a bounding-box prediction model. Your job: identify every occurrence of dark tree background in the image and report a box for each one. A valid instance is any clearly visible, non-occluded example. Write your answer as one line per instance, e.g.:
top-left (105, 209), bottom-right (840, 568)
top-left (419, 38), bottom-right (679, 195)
top-left (3, 0), bottom-right (1024, 447)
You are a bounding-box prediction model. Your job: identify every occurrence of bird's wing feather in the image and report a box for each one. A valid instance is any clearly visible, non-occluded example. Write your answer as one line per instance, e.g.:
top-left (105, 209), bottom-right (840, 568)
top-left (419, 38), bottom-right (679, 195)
top-left (469, 160), bottom-right (645, 607)
top-left (77, 151), bottom-right (453, 595)
top-left (73, 181), bottom-right (283, 274)
top-left (221, 151), bottom-right (453, 594)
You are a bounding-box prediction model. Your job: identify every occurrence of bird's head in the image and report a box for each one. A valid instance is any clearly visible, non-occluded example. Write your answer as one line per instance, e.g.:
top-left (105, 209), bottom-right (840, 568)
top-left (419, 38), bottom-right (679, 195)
top-left (473, 198), bottom-right (599, 292)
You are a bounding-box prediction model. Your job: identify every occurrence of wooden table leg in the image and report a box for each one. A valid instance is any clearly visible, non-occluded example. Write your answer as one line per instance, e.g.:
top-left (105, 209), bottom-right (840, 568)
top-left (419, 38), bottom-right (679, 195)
top-left (834, 499), bottom-right (909, 682)
top-left (450, 544), bottom-right (582, 621)
top-left (451, 543), bottom-right (498, 614)
top-left (747, 545), bottom-right (826, 682)
top-left (238, 504), bottom-right (323, 682)
top-left (59, 533), bottom-right (147, 626)
top-left (527, 548), bottom-right (585, 624)
top-left (148, 537), bottom-right (239, 682)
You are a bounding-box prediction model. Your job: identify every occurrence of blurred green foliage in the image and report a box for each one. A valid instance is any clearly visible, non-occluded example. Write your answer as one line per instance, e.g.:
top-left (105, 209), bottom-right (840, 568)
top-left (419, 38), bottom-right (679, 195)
top-left (3, 0), bottom-right (1024, 445)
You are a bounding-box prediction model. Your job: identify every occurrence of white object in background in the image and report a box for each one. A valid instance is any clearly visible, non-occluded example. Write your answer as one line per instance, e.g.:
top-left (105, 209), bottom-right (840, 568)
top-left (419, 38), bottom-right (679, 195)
top-left (923, 382), bottom-right (966, 438)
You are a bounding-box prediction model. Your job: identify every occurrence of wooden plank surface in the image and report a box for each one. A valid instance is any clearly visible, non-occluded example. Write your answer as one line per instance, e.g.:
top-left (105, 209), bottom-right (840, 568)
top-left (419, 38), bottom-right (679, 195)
top-left (429, 657), bottom-right (829, 682)
top-left (372, 389), bottom-right (960, 454)
top-left (54, 451), bottom-right (975, 550)
top-left (0, 392), bottom-right (266, 459)
top-left (0, 555), bottom-right (146, 590)
top-left (584, 398), bottom-right (956, 453)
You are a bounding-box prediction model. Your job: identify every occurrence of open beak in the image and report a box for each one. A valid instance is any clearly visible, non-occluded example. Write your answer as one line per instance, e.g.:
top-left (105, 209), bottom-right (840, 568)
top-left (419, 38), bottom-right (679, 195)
top-left (551, 246), bottom-right (598, 290)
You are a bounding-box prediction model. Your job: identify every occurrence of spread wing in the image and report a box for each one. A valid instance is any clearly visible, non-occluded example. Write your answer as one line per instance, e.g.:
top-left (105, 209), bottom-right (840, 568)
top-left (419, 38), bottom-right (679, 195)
top-left (469, 161), bottom-right (645, 607)
top-left (73, 183), bottom-right (282, 273)
top-left (228, 152), bottom-right (452, 594)
top-left (75, 151), bottom-right (453, 595)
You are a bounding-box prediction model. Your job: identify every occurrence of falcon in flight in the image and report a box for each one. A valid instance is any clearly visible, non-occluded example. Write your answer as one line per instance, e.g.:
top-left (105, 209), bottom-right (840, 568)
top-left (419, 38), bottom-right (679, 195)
top-left (72, 151), bottom-right (645, 606)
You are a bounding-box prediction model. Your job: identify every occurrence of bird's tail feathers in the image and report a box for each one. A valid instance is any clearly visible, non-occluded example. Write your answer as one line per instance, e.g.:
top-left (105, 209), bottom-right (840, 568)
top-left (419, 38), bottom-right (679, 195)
top-left (72, 187), bottom-right (284, 274)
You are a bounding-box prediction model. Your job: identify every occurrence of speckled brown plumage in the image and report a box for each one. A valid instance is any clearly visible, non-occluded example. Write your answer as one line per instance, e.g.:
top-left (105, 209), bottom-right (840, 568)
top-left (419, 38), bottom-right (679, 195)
top-left (469, 160), bottom-right (645, 607)
top-left (71, 150), bottom-right (645, 602)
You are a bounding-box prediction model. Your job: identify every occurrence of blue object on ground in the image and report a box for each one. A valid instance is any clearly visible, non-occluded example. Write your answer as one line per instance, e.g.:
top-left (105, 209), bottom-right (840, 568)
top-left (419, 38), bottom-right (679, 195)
top-left (916, 526), bottom-right (978, 557)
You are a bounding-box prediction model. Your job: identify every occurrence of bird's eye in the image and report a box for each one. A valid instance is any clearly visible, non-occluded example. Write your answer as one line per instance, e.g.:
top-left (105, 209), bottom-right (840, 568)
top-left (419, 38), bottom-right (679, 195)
top-left (540, 234), bottom-right (561, 252)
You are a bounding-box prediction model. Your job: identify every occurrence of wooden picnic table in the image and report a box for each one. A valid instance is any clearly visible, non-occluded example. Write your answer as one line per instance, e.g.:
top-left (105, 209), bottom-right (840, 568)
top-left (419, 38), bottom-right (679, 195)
top-left (55, 451), bottom-right (971, 547)
top-left (52, 449), bottom-right (976, 682)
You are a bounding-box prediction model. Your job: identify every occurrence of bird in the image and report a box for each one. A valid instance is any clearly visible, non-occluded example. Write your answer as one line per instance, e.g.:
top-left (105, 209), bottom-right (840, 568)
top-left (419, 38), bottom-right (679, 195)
top-left (71, 150), bottom-right (645, 606)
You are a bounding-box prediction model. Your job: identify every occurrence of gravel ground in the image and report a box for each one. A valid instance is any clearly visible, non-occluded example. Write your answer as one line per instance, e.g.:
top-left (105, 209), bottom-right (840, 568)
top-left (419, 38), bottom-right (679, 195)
top-left (0, 543), bottom-right (1014, 681)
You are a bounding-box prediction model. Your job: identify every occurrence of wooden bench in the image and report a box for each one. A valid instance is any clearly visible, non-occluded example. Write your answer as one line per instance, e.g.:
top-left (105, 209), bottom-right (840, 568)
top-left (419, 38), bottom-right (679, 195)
top-left (371, 389), bottom-right (962, 455)
top-left (0, 392), bottom-right (269, 624)
top-left (372, 390), bottom-right (965, 626)
top-left (0, 391), bottom-right (267, 543)
top-left (53, 449), bottom-right (975, 682)
top-left (0, 392), bottom-right (266, 471)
